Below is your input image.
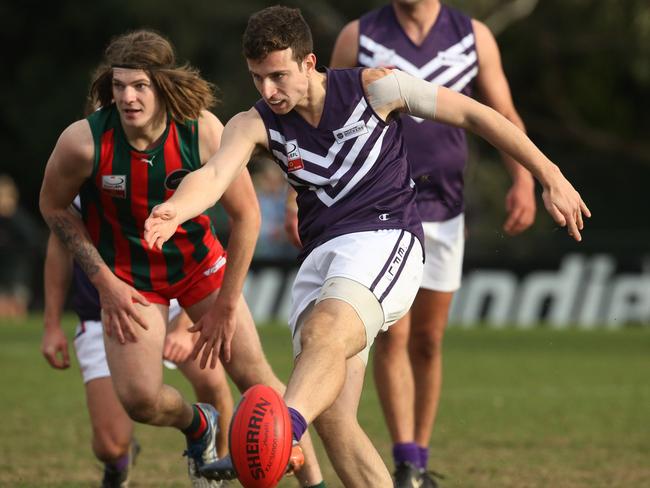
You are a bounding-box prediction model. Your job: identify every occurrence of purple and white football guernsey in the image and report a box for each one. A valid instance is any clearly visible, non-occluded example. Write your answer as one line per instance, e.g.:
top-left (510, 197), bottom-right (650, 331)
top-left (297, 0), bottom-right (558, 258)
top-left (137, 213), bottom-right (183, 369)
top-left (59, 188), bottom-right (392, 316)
top-left (71, 265), bottom-right (101, 322)
top-left (358, 4), bottom-right (478, 222)
top-left (254, 68), bottom-right (423, 261)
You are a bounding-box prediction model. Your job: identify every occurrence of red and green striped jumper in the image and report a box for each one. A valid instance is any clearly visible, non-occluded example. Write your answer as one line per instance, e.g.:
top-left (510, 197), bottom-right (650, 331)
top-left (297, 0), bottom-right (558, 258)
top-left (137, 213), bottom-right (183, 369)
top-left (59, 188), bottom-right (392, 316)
top-left (79, 104), bottom-right (223, 291)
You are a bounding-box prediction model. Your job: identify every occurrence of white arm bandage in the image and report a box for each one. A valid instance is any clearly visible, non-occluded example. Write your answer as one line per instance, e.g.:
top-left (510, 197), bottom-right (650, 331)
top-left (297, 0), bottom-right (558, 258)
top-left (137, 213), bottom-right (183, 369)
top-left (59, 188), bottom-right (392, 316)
top-left (366, 69), bottom-right (439, 120)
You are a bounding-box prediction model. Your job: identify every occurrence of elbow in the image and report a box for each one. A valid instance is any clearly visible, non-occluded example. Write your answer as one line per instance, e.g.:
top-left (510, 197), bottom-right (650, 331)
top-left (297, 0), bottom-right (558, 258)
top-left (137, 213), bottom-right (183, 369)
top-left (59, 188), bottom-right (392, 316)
top-left (249, 209), bottom-right (262, 236)
top-left (248, 207), bottom-right (262, 238)
top-left (38, 189), bottom-right (48, 220)
top-left (39, 194), bottom-right (53, 225)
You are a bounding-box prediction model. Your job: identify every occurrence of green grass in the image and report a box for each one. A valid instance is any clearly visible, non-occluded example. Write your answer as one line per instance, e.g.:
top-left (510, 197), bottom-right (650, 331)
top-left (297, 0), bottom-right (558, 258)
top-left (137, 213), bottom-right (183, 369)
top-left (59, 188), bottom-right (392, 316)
top-left (1, 315), bottom-right (648, 487)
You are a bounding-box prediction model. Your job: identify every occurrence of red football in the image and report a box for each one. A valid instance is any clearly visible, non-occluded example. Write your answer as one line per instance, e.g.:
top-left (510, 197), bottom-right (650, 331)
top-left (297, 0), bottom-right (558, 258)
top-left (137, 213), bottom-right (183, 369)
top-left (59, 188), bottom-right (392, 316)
top-left (229, 384), bottom-right (292, 488)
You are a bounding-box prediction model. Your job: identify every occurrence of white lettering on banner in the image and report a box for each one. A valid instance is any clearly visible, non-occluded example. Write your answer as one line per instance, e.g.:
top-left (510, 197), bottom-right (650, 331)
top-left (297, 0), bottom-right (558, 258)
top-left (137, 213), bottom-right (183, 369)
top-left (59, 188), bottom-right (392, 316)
top-left (457, 272), bottom-right (517, 328)
top-left (515, 255), bottom-right (584, 328)
top-left (243, 254), bottom-right (650, 328)
top-left (606, 275), bottom-right (650, 327)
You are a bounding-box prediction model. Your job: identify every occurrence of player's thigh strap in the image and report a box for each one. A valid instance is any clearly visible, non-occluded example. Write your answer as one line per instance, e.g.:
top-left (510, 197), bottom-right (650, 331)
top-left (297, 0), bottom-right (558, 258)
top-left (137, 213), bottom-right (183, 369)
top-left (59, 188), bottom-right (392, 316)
top-left (317, 277), bottom-right (384, 363)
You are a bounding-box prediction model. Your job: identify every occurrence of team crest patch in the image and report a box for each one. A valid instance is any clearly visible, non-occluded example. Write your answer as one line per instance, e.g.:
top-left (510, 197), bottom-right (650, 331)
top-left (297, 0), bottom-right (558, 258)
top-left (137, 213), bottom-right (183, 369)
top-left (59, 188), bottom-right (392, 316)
top-left (102, 175), bottom-right (126, 198)
top-left (165, 168), bottom-right (190, 190)
top-left (333, 120), bottom-right (368, 144)
top-left (285, 140), bottom-right (304, 172)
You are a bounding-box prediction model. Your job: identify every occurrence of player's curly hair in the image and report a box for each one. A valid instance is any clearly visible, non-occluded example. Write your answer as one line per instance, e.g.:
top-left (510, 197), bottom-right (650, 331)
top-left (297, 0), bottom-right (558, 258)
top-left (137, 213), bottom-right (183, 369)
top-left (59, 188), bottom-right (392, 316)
top-left (88, 29), bottom-right (217, 121)
top-left (242, 6), bottom-right (313, 62)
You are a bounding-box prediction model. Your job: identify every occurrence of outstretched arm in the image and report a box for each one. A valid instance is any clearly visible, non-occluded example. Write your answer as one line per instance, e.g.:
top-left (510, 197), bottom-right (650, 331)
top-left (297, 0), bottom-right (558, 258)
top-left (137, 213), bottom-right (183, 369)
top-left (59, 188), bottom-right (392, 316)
top-left (144, 108), bottom-right (267, 250)
top-left (363, 68), bottom-right (590, 241)
top-left (184, 111), bottom-right (262, 366)
top-left (473, 19), bottom-right (536, 235)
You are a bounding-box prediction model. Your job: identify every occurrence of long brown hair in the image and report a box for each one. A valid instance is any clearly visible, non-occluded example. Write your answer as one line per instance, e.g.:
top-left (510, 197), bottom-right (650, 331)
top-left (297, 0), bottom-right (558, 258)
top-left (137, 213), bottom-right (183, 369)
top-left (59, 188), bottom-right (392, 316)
top-left (88, 30), bottom-right (217, 121)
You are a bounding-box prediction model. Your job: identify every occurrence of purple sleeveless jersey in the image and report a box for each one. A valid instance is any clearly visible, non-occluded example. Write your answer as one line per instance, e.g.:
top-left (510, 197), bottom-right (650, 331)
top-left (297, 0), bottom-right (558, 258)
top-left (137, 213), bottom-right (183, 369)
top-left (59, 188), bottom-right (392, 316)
top-left (255, 68), bottom-right (423, 261)
top-left (71, 264), bottom-right (101, 322)
top-left (359, 4), bottom-right (478, 222)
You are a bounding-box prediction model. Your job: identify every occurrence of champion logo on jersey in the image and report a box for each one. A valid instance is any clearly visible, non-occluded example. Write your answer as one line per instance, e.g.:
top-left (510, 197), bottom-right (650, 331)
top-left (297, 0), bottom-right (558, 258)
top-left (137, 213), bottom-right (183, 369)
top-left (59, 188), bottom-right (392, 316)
top-left (285, 139), bottom-right (304, 172)
top-left (101, 175), bottom-right (127, 198)
top-left (333, 120), bottom-right (369, 144)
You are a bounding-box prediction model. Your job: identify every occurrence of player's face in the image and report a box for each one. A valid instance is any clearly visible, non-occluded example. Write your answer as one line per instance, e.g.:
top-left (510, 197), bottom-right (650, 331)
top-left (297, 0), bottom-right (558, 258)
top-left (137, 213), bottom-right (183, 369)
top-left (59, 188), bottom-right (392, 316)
top-left (112, 68), bottom-right (162, 129)
top-left (247, 48), bottom-right (313, 114)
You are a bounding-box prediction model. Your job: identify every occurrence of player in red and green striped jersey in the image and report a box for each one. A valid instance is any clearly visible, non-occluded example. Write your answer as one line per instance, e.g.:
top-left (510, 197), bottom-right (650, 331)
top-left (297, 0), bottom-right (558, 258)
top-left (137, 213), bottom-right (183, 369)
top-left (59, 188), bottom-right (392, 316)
top-left (40, 29), bottom-right (325, 488)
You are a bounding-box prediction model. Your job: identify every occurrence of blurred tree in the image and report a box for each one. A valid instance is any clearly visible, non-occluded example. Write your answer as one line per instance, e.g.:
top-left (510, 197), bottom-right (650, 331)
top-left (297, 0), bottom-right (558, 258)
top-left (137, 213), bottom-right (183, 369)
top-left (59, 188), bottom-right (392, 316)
top-left (0, 0), bottom-right (647, 260)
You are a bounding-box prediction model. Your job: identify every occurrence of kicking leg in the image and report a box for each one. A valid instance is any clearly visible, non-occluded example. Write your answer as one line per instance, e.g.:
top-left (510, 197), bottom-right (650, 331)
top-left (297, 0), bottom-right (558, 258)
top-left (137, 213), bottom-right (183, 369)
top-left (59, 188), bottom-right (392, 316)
top-left (314, 356), bottom-right (393, 488)
top-left (187, 292), bottom-right (325, 486)
top-left (284, 298), bottom-right (392, 487)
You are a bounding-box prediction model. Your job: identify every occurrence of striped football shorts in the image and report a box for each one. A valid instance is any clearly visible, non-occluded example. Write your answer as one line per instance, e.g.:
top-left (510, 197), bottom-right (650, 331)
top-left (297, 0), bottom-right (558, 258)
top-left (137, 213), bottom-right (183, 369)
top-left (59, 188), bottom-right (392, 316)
top-left (289, 229), bottom-right (423, 363)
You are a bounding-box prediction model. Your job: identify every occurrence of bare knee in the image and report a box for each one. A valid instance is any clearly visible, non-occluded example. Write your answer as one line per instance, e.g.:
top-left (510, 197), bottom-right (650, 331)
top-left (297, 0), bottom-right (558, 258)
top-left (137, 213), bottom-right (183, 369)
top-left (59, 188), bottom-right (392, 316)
top-left (300, 319), bottom-right (347, 358)
top-left (193, 375), bottom-right (229, 400)
top-left (374, 327), bottom-right (409, 358)
top-left (91, 426), bottom-right (131, 462)
top-left (409, 320), bottom-right (445, 360)
top-left (120, 392), bottom-right (159, 424)
top-left (92, 435), bottom-right (130, 463)
top-left (227, 356), bottom-right (283, 393)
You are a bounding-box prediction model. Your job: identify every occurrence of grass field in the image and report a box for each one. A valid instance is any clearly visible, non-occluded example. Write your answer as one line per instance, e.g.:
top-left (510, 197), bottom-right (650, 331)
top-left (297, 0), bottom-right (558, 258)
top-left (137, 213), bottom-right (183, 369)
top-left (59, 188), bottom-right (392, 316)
top-left (0, 315), bottom-right (648, 487)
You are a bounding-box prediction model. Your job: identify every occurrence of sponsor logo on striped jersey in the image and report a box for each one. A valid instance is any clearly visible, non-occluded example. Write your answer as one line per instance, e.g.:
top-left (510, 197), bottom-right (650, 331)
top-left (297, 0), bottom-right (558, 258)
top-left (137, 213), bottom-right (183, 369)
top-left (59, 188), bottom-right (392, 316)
top-left (101, 175), bottom-right (127, 198)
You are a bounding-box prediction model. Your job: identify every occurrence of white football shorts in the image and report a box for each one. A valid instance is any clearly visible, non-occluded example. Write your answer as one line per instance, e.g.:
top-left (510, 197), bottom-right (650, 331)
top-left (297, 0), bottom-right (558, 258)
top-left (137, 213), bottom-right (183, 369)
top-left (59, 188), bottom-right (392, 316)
top-left (420, 213), bottom-right (465, 292)
top-left (74, 299), bottom-right (183, 383)
top-left (73, 319), bottom-right (109, 383)
top-left (289, 229), bottom-right (424, 364)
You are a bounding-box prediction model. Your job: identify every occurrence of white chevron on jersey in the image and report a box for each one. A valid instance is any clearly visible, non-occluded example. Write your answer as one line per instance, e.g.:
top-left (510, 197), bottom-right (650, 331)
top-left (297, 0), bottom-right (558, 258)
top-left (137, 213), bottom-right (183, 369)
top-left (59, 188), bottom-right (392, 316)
top-left (360, 33), bottom-right (476, 123)
top-left (360, 33), bottom-right (475, 83)
top-left (314, 125), bottom-right (388, 207)
top-left (266, 98), bottom-right (388, 207)
top-left (268, 97), bottom-right (369, 170)
top-left (449, 66), bottom-right (479, 92)
top-left (322, 115), bottom-right (382, 188)
top-left (428, 50), bottom-right (477, 86)
top-left (273, 119), bottom-right (386, 205)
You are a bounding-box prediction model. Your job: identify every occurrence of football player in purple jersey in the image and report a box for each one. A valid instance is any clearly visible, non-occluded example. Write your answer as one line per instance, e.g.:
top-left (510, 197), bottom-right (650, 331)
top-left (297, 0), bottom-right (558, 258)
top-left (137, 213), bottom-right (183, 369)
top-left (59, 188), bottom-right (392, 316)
top-left (323, 1), bottom-right (538, 485)
top-left (144, 6), bottom-right (589, 487)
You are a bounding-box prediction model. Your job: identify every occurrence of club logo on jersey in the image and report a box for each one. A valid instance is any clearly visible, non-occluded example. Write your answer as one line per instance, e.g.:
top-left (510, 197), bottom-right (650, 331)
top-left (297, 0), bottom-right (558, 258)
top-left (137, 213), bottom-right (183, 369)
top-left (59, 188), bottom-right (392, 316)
top-left (333, 120), bottom-right (369, 144)
top-left (101, 175), bottom-right (126, 198)
top-left (164, 169), bottom-right (191, 190)
top-left (285, 140), bottom-right (304, 172)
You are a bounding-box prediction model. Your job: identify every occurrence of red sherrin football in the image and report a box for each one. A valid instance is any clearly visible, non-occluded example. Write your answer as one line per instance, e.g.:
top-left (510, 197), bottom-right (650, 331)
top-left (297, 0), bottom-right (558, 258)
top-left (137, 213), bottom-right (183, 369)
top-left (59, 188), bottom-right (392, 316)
top-left (229, 384), bottom-right (292, 488)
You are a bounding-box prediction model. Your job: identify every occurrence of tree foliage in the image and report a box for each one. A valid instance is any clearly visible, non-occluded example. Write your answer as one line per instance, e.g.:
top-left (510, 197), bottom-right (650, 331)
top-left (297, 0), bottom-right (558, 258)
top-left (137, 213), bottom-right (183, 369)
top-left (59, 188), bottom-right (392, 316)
top-left (1, 0), bottom-right (647, 244)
